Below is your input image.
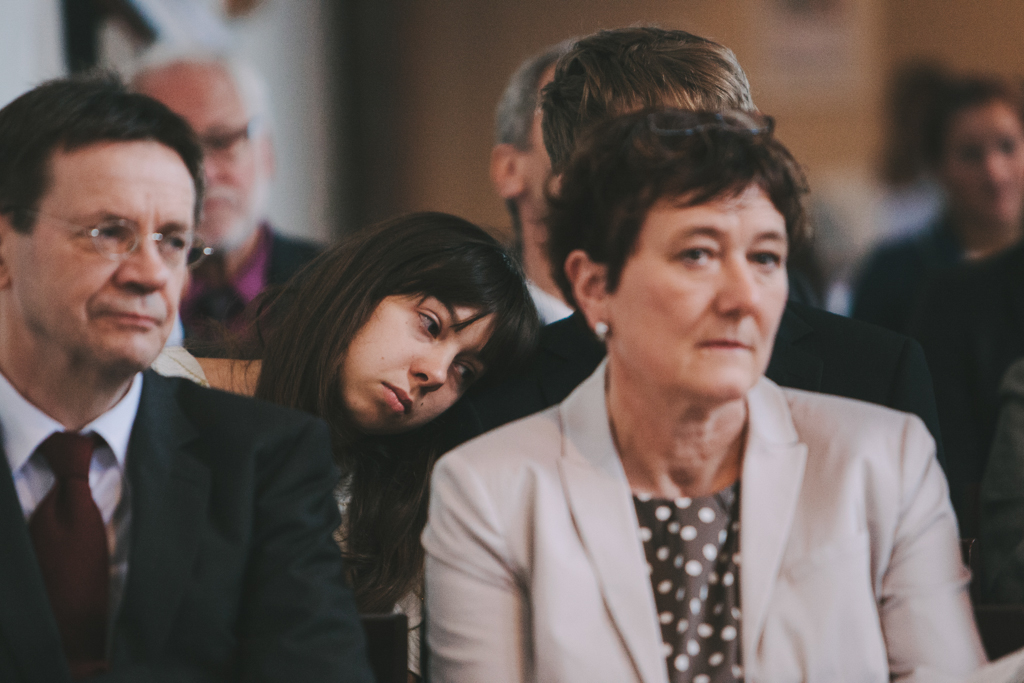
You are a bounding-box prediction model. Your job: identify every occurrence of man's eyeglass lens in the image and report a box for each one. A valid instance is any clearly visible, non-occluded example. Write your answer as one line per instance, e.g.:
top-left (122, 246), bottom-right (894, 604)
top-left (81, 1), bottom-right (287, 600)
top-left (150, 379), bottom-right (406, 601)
top-left (14, 210), bottom-right (211, 268)
top-left (88, 220), bottom-right (212, 267)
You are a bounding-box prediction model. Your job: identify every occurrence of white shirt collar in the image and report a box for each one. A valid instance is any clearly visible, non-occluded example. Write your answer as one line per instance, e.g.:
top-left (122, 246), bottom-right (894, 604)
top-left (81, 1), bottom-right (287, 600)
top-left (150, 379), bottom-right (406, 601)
top-left (0, 370), bottom-right (143, 475)
top-left (527, 280), bottom-right (574, 325)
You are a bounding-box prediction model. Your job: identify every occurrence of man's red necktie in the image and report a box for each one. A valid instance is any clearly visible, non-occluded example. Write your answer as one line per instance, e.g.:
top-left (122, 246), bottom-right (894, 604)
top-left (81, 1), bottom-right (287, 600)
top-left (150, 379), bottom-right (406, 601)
top-left (28, 432), bottom-right (109, 679)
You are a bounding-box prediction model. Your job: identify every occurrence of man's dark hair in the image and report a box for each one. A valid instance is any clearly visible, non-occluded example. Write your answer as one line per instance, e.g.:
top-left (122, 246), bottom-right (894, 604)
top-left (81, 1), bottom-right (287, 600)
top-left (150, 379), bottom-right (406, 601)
top-left (541, 27), bottom-right (754, 174)
top-left (924, 74), bottom-right (1024, 166)
top-left (548, 109), bottom-right (809, 306)
top-left (0, 72), bottom-right (205, 231)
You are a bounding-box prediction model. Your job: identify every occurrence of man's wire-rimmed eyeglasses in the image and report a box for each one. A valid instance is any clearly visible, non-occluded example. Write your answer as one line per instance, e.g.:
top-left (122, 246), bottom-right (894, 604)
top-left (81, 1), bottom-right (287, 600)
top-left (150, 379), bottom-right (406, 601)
top-left (13, 209), bottom-right (213, 268)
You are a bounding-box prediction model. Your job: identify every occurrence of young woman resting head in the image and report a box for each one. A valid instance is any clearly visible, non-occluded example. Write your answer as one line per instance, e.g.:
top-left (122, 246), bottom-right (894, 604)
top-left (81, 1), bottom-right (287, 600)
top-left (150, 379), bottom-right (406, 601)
top-left (154, 211), bottom-right (539, 676)
top-left (251, 211), bottom-right (538, 611)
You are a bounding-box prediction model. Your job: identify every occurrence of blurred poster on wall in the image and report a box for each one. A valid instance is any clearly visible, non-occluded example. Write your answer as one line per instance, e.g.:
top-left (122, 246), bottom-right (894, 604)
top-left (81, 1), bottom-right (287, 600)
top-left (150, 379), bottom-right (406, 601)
top-left (753, 0), bottom-right (874, 102)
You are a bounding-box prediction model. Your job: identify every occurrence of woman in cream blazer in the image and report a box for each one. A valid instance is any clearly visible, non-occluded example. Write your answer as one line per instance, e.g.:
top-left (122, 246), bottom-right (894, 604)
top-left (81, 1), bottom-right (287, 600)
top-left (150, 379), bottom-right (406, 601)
top-left (424, 362), bottom-right (982, 682)
top-left (423, 110), bottom-right (984, 682)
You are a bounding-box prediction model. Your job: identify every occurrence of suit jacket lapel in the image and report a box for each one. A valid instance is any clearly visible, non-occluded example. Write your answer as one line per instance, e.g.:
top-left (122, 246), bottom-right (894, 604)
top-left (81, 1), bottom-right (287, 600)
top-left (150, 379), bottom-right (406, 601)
top-left (738, 379), bottom-right (807, 669)
top-left (538, 311), bottom-right (607, 406)
top-left (113, 372), bottom-right (208, 660)
top-left (0, 453), bottom-right (71, 682)
top-left (766, 304), bottom-right (823, 392)
top-left (557, 363), bottom-right (668, 683)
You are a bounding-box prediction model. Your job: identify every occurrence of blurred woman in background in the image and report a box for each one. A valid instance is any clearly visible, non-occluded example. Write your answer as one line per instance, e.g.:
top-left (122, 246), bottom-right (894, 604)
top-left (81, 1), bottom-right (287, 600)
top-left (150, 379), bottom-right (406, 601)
top-left (853, 74), bottom-right (1024, 333)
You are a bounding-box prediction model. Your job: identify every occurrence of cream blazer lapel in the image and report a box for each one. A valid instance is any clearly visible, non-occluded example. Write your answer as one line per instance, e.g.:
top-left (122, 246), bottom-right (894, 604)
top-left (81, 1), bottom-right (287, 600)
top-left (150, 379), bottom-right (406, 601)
top-left (738, 378), bottom-right (808, 673)
top-left (557, 362), bottom-right (669, 683)
top-left (555, 367), bottom-right (810, 683)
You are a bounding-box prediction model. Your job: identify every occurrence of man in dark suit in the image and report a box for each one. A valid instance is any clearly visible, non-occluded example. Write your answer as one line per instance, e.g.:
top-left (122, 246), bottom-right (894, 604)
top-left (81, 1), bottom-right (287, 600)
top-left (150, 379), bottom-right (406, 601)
top-left (912, 241), bottom-right (1024, 533)
top-left (133, 53), bottom-right (322, 343)
top-left (442, 27), bottom-right (943, 466)
top-left (0, 76), bottom-right (372, 681)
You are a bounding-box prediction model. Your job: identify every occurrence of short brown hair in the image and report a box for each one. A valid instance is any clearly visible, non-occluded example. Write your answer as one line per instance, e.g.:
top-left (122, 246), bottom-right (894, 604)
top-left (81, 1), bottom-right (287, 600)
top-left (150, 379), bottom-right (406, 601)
top-left (548, 109), bottom-right (809, 306)
top-left (541, 26), bottom-right (754, 173)
top-left (924, 74), bottom-right (1024, 166)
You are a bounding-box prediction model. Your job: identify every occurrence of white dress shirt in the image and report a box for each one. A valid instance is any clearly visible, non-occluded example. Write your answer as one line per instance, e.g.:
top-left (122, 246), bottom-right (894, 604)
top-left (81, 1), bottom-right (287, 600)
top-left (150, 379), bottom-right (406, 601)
top-left (0, 370), bottom-right (142, 641)
top-left (527, 280), bottom-right (573, 325)
top-left (165, 315), bottom-right (185, 347)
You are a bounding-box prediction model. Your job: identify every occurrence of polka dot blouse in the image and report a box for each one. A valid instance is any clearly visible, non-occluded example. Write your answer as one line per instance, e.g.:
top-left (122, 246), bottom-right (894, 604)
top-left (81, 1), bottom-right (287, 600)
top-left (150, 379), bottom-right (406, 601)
top-left (634, 484), bottom-right (742, 682)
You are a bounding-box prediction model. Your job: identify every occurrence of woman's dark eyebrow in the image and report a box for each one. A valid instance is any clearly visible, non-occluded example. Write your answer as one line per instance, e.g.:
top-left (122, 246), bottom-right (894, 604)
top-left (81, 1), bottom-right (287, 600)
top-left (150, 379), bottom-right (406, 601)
top-left (682, 225), bottom-right (724, 238)
top-left (440, 300), bottom-right (490, 332)
top-left (451, 311), bottom-right (489, 332)
top-left (754, 231), bottom-right (788, 244)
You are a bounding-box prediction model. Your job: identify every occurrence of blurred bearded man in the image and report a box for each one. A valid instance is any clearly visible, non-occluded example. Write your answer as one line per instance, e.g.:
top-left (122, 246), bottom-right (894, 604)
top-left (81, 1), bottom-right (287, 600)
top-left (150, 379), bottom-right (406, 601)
top-left (134, 53), bottom-right (321, 343)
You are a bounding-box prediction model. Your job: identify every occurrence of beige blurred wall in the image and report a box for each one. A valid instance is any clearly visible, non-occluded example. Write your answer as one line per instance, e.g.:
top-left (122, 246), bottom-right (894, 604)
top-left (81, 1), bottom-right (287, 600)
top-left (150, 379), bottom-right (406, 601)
top-left (367, 0), bottom-right (1024, 246)
top-left (382, 0), bottom-right (886, 240)
top-left (884, 0), bottom-right (1024, 78)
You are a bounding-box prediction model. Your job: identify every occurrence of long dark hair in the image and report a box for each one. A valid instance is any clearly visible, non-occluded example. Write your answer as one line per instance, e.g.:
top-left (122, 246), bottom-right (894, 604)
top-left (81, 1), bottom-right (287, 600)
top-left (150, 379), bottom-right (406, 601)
top-left (254, 212), bottom-right (539, 611)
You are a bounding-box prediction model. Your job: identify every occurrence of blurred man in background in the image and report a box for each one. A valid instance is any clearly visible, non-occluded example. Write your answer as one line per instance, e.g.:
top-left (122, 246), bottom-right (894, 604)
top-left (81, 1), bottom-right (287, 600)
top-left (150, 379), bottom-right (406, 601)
top-left (854, 74), bottom-right (1024, 334)
top-left (490, 41), bottom-right (574, 324)
top-left (908, 77), bottom-right (1024, 529)
top-left (134, 53), bottom-right (321, 343)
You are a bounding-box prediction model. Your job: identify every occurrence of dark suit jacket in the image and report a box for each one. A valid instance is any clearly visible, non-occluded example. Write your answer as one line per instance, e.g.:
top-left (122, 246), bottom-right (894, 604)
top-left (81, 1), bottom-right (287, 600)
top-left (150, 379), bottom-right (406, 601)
top-left (0, 372), bottom-right (373, 683)
top-left (267, 230), bottom-right (322, 287)
top-left (182, 228), bottom-right (322, 354)
top-left (911, 241), bottom-right (1024, 531)
top-left (852, 217), bottom-right (963, 333)
top-left (441, 302), bottom-right (944, 468)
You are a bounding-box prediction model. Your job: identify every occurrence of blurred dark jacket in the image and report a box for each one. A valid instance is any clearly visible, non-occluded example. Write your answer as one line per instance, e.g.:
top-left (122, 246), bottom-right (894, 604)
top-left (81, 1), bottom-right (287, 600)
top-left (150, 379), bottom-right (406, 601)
top-left (912, 240), bottom-right (1024, 532)
top-left (852, 216), bottom-right (963, 333)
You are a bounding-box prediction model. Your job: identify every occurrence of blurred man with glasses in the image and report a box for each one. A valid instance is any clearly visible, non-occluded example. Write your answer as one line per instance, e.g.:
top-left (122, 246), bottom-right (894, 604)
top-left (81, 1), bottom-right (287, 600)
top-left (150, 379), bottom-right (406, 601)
top-left (0, 74), bottom-right (372, 682)
top-left (133, 52), bottom-right (321, 342)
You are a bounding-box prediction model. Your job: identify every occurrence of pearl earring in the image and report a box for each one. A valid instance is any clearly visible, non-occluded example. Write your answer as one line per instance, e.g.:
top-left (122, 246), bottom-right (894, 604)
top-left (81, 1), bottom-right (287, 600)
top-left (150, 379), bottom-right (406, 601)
top-left (594, 321), bottom-right (609, 342)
